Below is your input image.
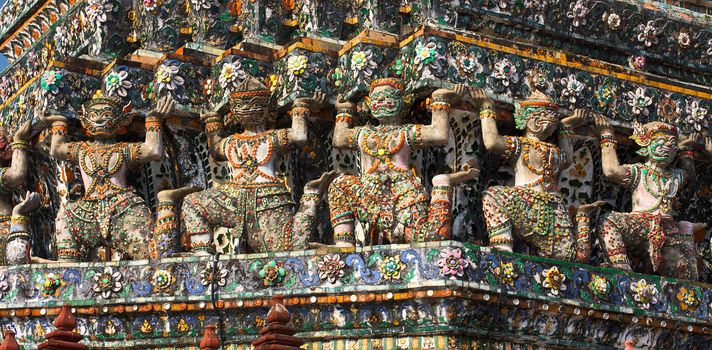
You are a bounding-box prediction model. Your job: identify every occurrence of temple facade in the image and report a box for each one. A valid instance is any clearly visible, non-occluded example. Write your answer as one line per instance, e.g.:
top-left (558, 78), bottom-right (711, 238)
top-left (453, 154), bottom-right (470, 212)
top-left (0, 0), bottom-right (709, 349)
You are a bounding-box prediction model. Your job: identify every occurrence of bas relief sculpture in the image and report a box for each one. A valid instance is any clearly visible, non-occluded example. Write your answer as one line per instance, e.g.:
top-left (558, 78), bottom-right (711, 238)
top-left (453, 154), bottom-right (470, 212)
top-left (8, 66), bottom-right (706, 284)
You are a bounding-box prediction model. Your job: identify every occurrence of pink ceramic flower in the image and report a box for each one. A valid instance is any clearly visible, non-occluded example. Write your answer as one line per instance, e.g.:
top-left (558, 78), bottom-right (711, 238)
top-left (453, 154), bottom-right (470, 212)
top-left (436, 248), bottom-right (469, 278)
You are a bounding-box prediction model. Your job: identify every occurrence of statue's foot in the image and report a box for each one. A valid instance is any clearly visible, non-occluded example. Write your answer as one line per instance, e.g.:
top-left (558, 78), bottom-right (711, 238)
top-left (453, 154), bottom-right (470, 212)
top-left (30, 256), bottom-right (75, 264)
top-left (308, 241), bottom-right (356, 249)
top-left (157, 186), bottom-right (202, 202)
top-left (171, 251), bottom-right (202, 257)
top-left (304, 171), bottom-right (338, 195)
top-left (491, 244), bottom-right (513, 253)
top-left (432, 162), bottom-right (479, 187)
top-left (612, 263), bottom-right (633, 272)
top-left (576, 200), bottom-right (607, 215)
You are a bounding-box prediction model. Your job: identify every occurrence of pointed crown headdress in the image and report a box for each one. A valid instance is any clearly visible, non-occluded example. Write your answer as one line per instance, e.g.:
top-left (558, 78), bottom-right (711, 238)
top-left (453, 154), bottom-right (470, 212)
top-left (514, 90), bottom-right (558, 130)
top-left (630, 121), bottom-right (678, 147)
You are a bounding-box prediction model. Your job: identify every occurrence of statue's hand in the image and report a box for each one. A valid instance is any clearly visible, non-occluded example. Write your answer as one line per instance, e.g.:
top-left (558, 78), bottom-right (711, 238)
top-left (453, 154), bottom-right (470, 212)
top-left (12, 120), bottom-right (33, 141)
top-left (706, 136), bottom-right (712, 154)
top-left (432, 161), bottom-right (480, 186)
top-left (561, 109), bottom-right (590, 128)
top-left (593, 113), bottom-right (614, 136)
top-left (39, 114), bottom-right (68, 126)
top-left (148, 96), bottom-right (175, 119)
top-left (432, 83), bottom-right (469, 104)
top-left (294, 91), bottom-right (327, 110)
top-left (303, 170), bottom-right (337, 195)
top-left (469, 87), bottom-right (494, 109)
top-left (679, 132), bottom-right (703, 150)
top-left (335, 94), bottom-right (355, 112)
top-left (12, 191), bottom-right (42, 216)
top-left (200, 111), bottom-right (221, 123)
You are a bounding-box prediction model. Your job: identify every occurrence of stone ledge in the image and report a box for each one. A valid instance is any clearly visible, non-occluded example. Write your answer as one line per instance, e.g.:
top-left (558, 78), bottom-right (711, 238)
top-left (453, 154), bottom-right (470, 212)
top-left (0, 242), bottom-right (710, 348)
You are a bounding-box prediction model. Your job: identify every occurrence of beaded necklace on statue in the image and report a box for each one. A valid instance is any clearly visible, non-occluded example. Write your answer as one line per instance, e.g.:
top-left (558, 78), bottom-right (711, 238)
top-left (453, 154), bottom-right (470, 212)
top-left (360, 125), bottom-right (408, 174)
top-left (79, 142), bottom-right (130, 197)
top-left (640, 162), bottom-right (678, 213)
top-left (519, 137), bottom-right (562, 190)
top-left (225, 132), bottom-right (278, 183)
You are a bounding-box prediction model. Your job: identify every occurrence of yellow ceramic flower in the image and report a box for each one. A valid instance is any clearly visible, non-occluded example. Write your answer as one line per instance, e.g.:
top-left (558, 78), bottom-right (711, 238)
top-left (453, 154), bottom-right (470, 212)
top-left (495, 262), bottom-right (517, 286)
top-left (380, 255), bottom-right (405, 281)
top-left (676, 287), bottom-right (698, 311)
top-left (287, 55), bottom-right (308, 76)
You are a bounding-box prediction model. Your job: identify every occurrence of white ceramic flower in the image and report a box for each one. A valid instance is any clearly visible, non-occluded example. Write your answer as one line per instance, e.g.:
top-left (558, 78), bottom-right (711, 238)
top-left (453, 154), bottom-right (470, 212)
top-left (104, 70), bottom-right (132, 97)
top-left (92, 267), bottom-right (123, 299)
top-left (630, 279), bottom-right (658, 310)
top-left (685, 100), bottom-right (709, 132)
top-left (604, 12), bottom-right (621, 30)
top-left (218, 61), bottom-right (246, 92)
top-left (154, 62), bottom-right (185, 96)
top-left (628, 55), bottom-right (646, 71)
top-left (626, 87), bottom-right (652, 115)
top-left (492, 58), bottom-right (517, 87)
top-left (190, 0), bottom-right (212, 10)
top-left (539, 266), bottom-right (567, 296)
top-left (457, 54), bottom-right (483, 75)
top-left (636, 20), bottom-right (658, 47)
top-left (85, 0), bottom-right (112, 24)
top-left (414, 42), bottom-right (437, 67)
top-left (567, 0), bottom-right (588, 27)
top-left (200, 262), bottom-right (229, 288)
top-left (318, 254), bottom-right (346, 284)
top-left (560, 74), bottom-right (584, 104)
